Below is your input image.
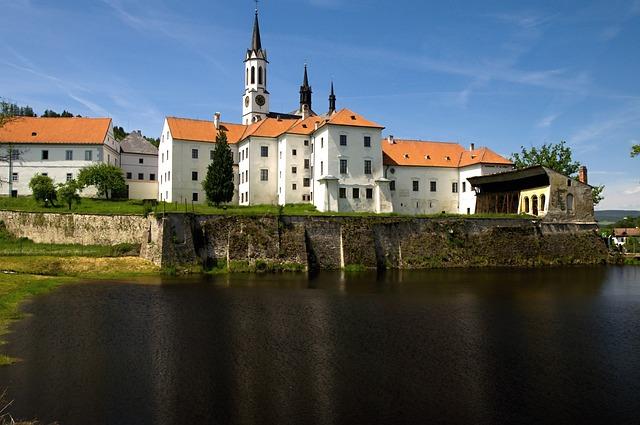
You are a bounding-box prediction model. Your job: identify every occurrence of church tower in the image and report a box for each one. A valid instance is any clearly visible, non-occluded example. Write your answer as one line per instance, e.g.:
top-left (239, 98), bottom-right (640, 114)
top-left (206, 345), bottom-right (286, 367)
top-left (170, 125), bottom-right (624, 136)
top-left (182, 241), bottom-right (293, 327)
top-left (243, 9), bottom-right (270, 124)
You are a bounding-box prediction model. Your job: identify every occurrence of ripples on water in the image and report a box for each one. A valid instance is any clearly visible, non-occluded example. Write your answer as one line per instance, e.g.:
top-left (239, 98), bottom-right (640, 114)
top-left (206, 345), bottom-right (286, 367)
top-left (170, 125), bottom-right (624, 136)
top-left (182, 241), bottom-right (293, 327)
top-left (1, 267), bottom-right (640, 425)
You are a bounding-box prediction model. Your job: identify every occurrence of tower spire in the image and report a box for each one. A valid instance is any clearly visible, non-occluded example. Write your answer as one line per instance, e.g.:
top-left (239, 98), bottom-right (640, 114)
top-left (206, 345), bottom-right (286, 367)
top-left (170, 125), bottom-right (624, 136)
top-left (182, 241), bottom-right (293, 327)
top-left (251, 7), bottom-right (262, 52)
top-left (328, 81), bottom-right (336, 114)
top-left (299, 64), bottom-right (312, 117)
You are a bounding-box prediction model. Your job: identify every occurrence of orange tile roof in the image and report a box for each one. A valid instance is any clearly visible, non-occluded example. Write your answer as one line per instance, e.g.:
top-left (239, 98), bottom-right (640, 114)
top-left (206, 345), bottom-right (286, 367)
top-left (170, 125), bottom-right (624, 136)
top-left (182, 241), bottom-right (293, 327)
top-left (241, 117), bottom-right (298, 139)
top-left (0, 117), bottom-right (112, 145)
top-left (287, 115), bottom-right (327, 135)
top-left (166, 117), bottom-right (246, 144)
top-left (323, 108), bottom-right (384, 129)
top-left (382, 139), bottom-right (512, 168)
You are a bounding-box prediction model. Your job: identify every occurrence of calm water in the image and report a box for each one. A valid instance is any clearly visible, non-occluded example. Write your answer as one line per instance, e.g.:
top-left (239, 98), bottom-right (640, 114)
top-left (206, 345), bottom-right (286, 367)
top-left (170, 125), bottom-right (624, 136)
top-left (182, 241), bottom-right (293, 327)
top-left (1, 267), bottom-right (640, 425)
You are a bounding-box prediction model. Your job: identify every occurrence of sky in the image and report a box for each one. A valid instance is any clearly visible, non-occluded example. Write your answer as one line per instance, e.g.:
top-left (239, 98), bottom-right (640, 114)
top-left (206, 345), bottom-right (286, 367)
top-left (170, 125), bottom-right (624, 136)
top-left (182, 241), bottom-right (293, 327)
top-left (0, 0), bottom-right (639, 209)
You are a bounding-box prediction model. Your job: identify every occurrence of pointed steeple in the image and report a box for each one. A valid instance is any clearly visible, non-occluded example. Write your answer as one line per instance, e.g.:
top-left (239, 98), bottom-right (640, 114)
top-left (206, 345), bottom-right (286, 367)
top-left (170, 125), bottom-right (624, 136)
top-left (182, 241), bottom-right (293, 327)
top-left (299, 64), bottom-right (312, 115)
top-left (328, 81), bottom-right (336, 114)
top-left (251, 10), bottom-right (262, 52)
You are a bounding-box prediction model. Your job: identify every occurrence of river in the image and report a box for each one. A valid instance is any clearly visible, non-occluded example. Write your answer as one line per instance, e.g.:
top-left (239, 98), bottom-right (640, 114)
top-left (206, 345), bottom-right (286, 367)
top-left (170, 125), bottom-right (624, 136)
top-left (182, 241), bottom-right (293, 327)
top-left (1, 266), bottom-right (640, 424)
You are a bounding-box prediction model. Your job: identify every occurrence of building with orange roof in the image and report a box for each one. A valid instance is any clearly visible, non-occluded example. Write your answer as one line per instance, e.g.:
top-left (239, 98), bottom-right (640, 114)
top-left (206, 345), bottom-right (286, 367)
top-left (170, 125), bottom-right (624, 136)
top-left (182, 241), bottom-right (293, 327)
top-left (0, 116), bottom-right (120, 197)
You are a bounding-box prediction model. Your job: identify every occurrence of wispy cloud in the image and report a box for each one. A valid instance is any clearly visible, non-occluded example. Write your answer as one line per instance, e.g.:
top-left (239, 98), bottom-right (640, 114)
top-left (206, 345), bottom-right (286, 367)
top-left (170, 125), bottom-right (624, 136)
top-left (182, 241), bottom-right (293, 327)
top-left (570, 103), bottom-right (640, 145)
top-left (600, 26), bottom-right (622, 41)
top-left (537, 113), bottom-right (560, 128)
top-left (487, 11), bottom-right (557, 30)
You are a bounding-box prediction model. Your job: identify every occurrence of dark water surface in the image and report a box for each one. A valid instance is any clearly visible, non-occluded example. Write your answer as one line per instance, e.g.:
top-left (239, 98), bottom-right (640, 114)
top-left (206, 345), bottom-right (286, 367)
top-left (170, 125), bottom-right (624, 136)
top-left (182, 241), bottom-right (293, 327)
top-left (1, 267), bottom-right (640, 425)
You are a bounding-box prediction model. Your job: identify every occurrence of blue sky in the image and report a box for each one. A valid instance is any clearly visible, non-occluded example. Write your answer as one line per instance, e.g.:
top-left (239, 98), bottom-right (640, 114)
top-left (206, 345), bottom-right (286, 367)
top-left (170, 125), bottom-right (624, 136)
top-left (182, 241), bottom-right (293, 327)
top-left (1, 0), bottom-right (639, 209)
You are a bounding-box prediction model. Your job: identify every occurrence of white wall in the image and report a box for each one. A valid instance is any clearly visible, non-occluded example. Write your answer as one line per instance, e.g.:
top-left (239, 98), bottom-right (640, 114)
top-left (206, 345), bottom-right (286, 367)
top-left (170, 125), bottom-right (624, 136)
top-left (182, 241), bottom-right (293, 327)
top-left (386, 165), bottom-right (459, 215)
top-left (277, 134), bottom-right (312, 205)
top-left (245, 136), bottom-right (278, 205)
top-left (459, 164), bottom-right (513, 214)
top-left (121, 152), bottom-right (158, 183)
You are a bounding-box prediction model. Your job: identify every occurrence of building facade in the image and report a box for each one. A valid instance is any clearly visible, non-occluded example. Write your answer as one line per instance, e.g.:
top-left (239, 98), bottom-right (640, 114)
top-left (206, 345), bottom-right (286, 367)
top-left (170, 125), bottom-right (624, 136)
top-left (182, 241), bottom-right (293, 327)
top-left (0, 117), bottom-right (119, 197)
top-left (120, 131), bottom-right (159, 200)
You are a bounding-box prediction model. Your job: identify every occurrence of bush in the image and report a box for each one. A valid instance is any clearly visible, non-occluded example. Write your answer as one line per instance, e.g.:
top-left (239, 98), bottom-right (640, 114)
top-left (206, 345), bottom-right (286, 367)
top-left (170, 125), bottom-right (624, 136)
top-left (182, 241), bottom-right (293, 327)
top-left (57, 179), bottom-right (82, 210)
top-left (77, 163), bottom-right (126, 200)
top-left (28, 174), bottom-right (56, 207)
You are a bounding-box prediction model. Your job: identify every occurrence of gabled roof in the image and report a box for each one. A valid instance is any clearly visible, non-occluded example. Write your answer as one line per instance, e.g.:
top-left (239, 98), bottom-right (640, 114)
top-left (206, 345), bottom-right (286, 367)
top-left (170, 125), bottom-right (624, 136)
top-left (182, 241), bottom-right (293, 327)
top-left (382, 139), bottom-right (512, 168)
top-left (322, 108), bottom-right (384, 129)
top-left (0, 117), bottom-right (112, 145)
top-left (166, 117), bottom-right (246, 144)
top-left (120, 131), bottom-right (158, 155)
top-left (241, 117), bottom-right (298, 139)
top-left (287, 115), bottom-right (326, 135)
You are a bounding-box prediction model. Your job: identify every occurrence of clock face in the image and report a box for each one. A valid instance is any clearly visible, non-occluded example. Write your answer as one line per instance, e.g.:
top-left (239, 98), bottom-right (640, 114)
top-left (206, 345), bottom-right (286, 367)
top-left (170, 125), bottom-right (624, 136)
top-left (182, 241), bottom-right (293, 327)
top-left (244, 96), bottom-right (250, 107)
top-left (256, 95), bottom-right (266, 107)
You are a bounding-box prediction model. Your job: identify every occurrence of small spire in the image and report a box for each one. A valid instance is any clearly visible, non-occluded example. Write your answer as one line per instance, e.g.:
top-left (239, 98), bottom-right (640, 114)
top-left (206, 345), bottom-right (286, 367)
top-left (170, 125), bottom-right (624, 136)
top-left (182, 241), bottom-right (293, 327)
top-left (300, 64), bottom-right (312, 113)
top-left (303, 64), bottom-right (309, 87)
top-left (329, 81), bottom-right (336, 114)
top-left (251, 7), bottom-right (262, 52)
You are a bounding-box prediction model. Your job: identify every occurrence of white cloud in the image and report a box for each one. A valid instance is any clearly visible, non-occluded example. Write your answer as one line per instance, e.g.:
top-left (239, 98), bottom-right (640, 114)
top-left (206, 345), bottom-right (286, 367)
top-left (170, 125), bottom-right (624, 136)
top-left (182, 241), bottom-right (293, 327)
top-left (570, 103), bottom-right (640, 145)
top-left (537, 113), bottom-right (559, 128)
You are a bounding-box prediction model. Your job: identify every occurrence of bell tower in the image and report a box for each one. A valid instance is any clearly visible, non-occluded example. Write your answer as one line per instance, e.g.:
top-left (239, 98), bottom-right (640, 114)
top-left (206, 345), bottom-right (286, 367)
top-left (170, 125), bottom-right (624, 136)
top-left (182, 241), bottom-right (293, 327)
top-left (242, 8), bottom-right (270, 124)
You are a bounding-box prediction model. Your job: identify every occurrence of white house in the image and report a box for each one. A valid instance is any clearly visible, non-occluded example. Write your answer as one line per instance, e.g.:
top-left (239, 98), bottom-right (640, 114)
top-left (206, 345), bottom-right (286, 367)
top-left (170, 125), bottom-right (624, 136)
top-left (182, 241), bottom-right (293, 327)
top-left (0, 117), bottom-right (119, 197)
top-left (120, 131), bottom-right (159, 200)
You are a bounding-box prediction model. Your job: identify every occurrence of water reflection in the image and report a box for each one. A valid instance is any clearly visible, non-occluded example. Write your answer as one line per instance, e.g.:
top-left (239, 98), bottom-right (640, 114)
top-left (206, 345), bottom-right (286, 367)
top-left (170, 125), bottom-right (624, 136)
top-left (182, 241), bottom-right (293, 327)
top-left (1, 267), bottom-right (639, 425)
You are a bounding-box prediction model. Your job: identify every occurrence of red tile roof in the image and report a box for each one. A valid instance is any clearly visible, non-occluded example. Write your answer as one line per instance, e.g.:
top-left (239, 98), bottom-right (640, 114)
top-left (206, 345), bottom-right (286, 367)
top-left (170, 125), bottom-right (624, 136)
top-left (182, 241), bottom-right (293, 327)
top-left (382, 139), bottom-right (512, 168)
top-left (323, 108), bottom-right (384, 129)
top-left (166, 117), bottom-right (246, 144)
top-left (0, 117), bottom-right (112, 145)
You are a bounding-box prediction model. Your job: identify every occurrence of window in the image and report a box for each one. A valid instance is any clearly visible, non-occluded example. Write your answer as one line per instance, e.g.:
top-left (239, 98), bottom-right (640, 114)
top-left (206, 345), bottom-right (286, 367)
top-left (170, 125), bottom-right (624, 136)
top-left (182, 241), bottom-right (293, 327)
top-left (304, 159), bottom-right (310, 169)
top-left (540, 194), bottom-right (546, 212)
top-left (303, 178), bottom-right (310, 187)
top-left (41, 150), bottom-right (49, 160)
top-left (321, 138), bottom-right (324, 148)
top-left (452, 182), bottom-right (458, 193)
top-left (462, 182), bottom-right (467, 192)
top-left (340, 159), bottom-right (348, 174)
top-left (339, 187), bottom-right (347, 198)
top-left (150, 174), bottom-right (156, 181)
top-left (366, 188), bottom-right (373, 199)
top-left (42, 173), bottom-right (48, 177)
top-left (11, 173), bottom-right (18, 182)
top-left (162, 153), bottom-right (164, 162)
top-left (430, 181), bottom-right (437, 192)
top-left (364, 136), bottom-right (371, 147)
top-left (364, 160), bottom-right (372, 175)
top-left (567, 194), bottom-right (574, 212)
top-left (192, 171), bottom-right (198, 181)
top-left (524, 197), bottom-right (530, 213)
top-left (302, 194), bottom-right (311, 201)
top-left (258, 66), bottom-right (263, 85)
top-left (340, 135), bottom-right (347, 146)
top-left (251, 66), bottom-right (255, 84)
top-left (292, 166), bottom-right (297, 174)
top-left (65, 150), bottom-right (73, 160)
top-left (292, 149), bottom-right (297, 156)
top-left (191, 149), bottom-right (199, 159)
top-left (292, 183), bottom-right (297, 190)
top-left (261, 146), bottom-right (268, 157)
top-left (66, 173), bottom-right (72, 182)
top-left (280, 151), bottom-right (283, 159)
top-left (210, 150), bottom-right (215, 160)
top-left (353, 188), bottom-right (360, 199)
top-left (126, 172), bottom-right (132, 179)
top-left (304, 140), bottom-right (309, 146)
top-left (567, 179), bottom-right (572, 187)
top-left (260, 169), bottom-right (269, 181)
top-left (85, 150), bottom-right (93, 161)
top-left (168, 171), bottom-right (170, 181)
top-left (413, 180), bottom-right (419, 192)
top-left (138, 173), bottom-right (144, 180)
top-left (390, 180), bottom-right (396, 191)
top-left (138, 158), bottom-right (144, 164)
top-left (320, 161), bottom-right (324, 175)
top-left (192, 192), bottom-right (198, 202)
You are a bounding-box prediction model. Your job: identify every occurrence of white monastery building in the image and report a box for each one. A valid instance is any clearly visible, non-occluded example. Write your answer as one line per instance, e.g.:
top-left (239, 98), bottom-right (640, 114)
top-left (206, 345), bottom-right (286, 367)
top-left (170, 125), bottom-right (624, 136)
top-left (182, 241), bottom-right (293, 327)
top-left (119, 131), bottom-right (159, 200)
top-left (158, 9), bottom-right (514, 213)
top-left (0, 117), bottom-right (119, 197)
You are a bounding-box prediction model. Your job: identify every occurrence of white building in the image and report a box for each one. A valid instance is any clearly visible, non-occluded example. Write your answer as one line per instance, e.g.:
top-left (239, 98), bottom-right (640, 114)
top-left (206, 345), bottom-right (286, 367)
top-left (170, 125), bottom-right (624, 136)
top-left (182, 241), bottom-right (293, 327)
top-left (158, 9), bottom-right (512, 214)
top-left (0, 117), bottom-right (119, 197)
top-left (120, 131), bottom-right (159, 200)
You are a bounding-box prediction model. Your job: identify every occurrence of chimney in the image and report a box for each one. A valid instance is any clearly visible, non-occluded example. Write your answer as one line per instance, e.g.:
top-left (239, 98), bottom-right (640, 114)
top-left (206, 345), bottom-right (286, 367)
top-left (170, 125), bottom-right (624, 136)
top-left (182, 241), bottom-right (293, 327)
top-left (314, 122), bottom-right (319, 131)
top-left (214, 112), bottom-right (221, 130)
top-left (387, 135), bottom-right (395, 144)
top-left (470, 143), bottom-right (475, 151)
top-left (578, 166), bottom-right (588, 185)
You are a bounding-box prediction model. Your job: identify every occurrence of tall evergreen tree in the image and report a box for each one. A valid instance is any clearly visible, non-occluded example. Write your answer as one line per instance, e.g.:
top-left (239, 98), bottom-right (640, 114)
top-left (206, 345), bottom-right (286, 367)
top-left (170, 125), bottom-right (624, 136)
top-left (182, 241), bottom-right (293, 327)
top-left (203, 130), bottom-right (234, 206)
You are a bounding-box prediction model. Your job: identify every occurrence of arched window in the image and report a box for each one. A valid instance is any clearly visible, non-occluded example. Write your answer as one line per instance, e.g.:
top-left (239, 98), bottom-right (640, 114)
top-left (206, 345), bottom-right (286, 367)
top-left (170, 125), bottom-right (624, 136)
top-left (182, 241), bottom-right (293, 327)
top-left (258, 66), bottom-right (263, 85)
top-left (540, 194), bottom-right (546, 212)
top-left (246, 68), bottom-right (249, 85)
top-left (524, 197), bottom-right (530, 213)
top-left (567, 194), bottom-right (574, 213)
top-left (251, 66), bottom-right (255, 84)
top-left (532, 195), bottom-right (538, 216)
top-left (264, 68), bottom-right (267, 85)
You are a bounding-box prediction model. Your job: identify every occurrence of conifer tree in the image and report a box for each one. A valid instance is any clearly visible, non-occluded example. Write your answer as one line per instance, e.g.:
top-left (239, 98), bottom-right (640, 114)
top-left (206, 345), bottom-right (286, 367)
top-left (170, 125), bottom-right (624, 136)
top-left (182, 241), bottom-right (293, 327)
top-left (203, 130), bottom-right (234, 206)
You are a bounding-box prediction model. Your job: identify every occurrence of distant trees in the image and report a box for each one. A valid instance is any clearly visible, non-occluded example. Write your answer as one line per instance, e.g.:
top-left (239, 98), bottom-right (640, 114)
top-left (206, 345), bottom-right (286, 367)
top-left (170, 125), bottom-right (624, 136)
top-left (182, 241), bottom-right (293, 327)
top-left (1, 101), bottom-right (36, 117)
top-left (57, 179), bottom-right (82, 210)
top-left (113, 126), bottom-right (128, 141)
top-left (510, 141), bottom-right (605, 205)
top-left (77, 164), bottom-right (126, 200)
top-left (29, 174), bottom-right (57, 207)
top-left (42, 109), bottom-right (78, 118)
top-left (632, 144), bottom-right (639, 158)
top-left (202, 130), bottom-right (234, 206)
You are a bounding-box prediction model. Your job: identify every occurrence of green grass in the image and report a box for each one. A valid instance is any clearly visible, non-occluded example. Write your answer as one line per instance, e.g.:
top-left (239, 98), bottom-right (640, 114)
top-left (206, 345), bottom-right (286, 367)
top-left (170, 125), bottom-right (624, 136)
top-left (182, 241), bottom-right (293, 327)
top-left (0, 239), bottom-right (139, 257)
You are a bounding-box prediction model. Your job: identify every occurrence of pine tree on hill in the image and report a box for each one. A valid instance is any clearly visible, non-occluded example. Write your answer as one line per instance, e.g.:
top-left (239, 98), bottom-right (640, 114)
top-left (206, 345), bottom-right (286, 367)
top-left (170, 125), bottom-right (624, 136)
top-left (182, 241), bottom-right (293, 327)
top-left (203, 130), bottom-right (234, 206)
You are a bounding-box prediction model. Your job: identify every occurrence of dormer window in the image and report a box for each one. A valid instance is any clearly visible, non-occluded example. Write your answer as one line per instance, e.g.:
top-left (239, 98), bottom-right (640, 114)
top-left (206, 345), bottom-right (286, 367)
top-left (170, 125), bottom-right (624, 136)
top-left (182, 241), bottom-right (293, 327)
top-left (403, 153), bottom-right (409, 159)
top-left (350, 115), bottom-right (356, 120)
top-left (425, 155), bottom-right (431, 160)
top-left (31, 132), bottom-right (37, 137)
top-left (445, 156), bottom-right (451, 161)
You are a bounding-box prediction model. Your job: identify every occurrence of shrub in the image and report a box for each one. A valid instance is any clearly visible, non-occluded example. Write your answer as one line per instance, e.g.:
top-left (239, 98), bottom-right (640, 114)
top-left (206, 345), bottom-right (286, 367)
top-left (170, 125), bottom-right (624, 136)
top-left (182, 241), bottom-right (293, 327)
top-left (28, 174), bottom-right (56, 207)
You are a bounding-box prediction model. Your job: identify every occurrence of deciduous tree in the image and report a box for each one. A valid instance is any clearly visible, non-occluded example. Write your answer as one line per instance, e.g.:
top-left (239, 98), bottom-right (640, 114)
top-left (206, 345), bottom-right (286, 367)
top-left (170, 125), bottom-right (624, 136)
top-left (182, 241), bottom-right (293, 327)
top-left (202, 130), bottom-right (234, 206)
top-left (57, 179), bottom-right (82, 210)
top-left (77, 163), bottom-right (126, 200)
top-left (29, 174), bottom-right (57, 207)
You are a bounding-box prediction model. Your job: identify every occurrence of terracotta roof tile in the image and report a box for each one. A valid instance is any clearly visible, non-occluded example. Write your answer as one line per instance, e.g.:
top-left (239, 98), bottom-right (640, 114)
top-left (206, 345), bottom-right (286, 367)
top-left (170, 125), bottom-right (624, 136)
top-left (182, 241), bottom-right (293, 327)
top-left (324, 108), bottom-right (384, 129)
top-left (382, 139), bottom-right (512, 168)
top-left (241, 117), bottom-right (298, 139)
top-left (0, 117), bottom-right (111, 145)
top-left (166, 117), bottom-right (246, 144)
top-left (287, 115), bottom-right (327, 135)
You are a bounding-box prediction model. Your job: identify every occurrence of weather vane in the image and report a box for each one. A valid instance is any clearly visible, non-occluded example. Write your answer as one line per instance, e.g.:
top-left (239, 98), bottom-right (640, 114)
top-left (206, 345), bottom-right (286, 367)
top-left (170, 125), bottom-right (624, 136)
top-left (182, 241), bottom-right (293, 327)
top-left (255, 0), bottom-right (259, 13)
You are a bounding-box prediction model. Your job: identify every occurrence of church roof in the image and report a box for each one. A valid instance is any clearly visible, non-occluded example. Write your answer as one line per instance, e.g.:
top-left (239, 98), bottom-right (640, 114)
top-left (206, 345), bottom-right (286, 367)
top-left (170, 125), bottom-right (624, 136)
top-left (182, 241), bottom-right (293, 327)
top-left (0, 116), bottom-right (112, 145)
top-left (251, 11), bottom-right (262, 52)
top-left (120, 131), bottom-right (158, 155)
top-left (321, 108), bottom-right (384, 129)
top-left (166, 117), bottom-right (246, 144)
top-left (241, 117), bottom-right (298, 139)
top-left (382, 139), bottom-right (512, 168)
top-left (287, 115), bottom-right (326, 135)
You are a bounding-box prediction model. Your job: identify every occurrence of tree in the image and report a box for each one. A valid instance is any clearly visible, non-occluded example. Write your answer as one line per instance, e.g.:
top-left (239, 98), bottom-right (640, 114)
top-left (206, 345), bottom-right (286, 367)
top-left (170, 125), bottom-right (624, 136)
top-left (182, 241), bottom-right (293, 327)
top-left (113, 126), bottom-right (129, 141)
top-left (57, 179), bottom-right (82, 210)
top-left (510, 141), bottom-right (605, 205)
top-left (77, 163), bottom-right (126, 200)
top-left (202, 130), bottom-right (234, 206)
top-left (29, 174), bottom-right (57, 207)
top-left (632, 144), bottom-right (640, 158)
